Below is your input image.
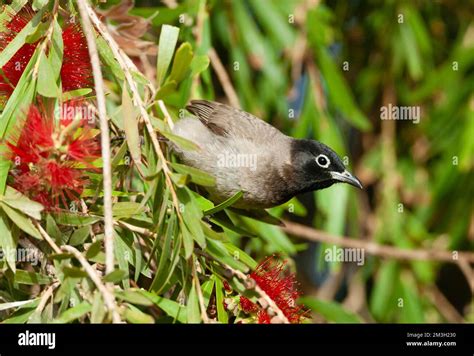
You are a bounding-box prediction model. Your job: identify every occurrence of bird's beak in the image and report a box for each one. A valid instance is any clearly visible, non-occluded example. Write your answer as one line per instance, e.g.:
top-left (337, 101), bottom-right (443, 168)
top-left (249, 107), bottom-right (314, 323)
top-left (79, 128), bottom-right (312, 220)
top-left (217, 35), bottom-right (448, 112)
top-left (330, 170), bottom-right (363, 189)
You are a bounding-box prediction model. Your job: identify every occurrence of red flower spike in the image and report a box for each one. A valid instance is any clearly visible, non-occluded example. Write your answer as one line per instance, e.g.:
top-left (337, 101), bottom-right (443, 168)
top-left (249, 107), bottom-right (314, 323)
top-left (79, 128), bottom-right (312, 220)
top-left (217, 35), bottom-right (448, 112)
top-left (250, 256), bottom-right (306, 324)
top-left (61, 23), bottom-right (93, 92)
top-left (0, 6), bottom-right (37, 100)
top-left (257, 310), bottom-right (271, 324)
top-left (239, 296), bottom-right (259, 314)
top-left (5, 105), bottom-right (100, 210)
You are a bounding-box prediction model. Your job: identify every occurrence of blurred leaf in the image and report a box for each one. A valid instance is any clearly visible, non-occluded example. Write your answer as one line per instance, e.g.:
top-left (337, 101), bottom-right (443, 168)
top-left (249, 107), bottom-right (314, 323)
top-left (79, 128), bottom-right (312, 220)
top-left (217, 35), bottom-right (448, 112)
top-left (157, 25), bottom-right (180, 86)
top-left (122, 83), bottom-right (142, 165)
top-left (300, 297), bottom-right (362, 323)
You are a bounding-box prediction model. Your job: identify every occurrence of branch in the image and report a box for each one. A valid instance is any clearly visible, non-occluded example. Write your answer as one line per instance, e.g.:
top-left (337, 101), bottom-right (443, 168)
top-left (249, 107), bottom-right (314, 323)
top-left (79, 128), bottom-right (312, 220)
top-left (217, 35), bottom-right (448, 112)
top-left (77, 0), bottom-right (115, 275)
top-left (281, 220), bottom-right (474, 264)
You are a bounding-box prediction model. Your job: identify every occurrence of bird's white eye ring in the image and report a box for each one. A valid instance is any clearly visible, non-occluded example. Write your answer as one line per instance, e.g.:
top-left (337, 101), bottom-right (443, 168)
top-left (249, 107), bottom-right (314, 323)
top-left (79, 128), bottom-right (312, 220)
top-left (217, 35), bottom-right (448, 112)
top-left (315, 154), bottom-right (330, 168)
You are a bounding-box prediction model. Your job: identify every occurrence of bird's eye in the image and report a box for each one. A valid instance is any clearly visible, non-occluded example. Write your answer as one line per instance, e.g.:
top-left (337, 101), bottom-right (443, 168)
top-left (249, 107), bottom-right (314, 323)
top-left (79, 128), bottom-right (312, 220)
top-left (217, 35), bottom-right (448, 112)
top-left (316, 154), bottom-right (330, 168)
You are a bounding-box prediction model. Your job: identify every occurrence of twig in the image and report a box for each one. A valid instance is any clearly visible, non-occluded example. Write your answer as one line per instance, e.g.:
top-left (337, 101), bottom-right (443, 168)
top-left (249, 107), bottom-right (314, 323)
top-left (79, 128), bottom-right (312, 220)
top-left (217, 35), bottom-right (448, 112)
top-left (81, 1), bottom-right (182, 220)
top-left (34, 221), bottom-right (62, 254)
top-left (31, 282), bottom-right (60, 319)
top-left (281, 220), bottom-right (474, 264)
top-left (158, 100), bottom-right (174, 130)
top-left (62, 245), bottom-right (121, 323)
top-left (77, 0), bottom-right (115, 275)
top-left (426, 286), bottom-right (464, 323)
top-left (192, 257), bottom-right (210, 323)
top-left (457, 258), bottom-right (474, 293)
top-left (208, 48), bottom-right (240, 108)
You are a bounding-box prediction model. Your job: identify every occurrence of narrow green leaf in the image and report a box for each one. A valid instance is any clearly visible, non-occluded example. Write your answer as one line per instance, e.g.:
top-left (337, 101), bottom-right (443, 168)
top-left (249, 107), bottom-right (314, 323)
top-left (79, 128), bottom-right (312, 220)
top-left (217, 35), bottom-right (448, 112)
top-left (122, 83), bottom-right (142, 165)
top-left (157, 25), bottom-right (180, 85)
top-left (104, 269), bottom-right (129, 284)
top-left (187, 283), bottom-right (200, 324)
top-left (37, 51), bottom-right (59, 97)
top-left (123, 304), bottom-right (154, 324)
top-left (2, 186), bottom-right (44, 220)
top-left (204, 191), bottom-right (243, 215)
top-left (141, 290), bottom-right (187, 323)
top-left (0, 211), bottom-right (17, 272)
top-left (115, 289), bottom-right (154, 306)
top-left (69, 226), bottom-right (90, 246)
top-left (171, 162), bottom-right (215, 187)
top-left (214, 277), bottom-right (228, 323)
top-left (14, 270), bottom-right (52, 285)
top-left (54, 302), bottom-right (91, 323)
top-left (190, 54), bottom-right (210, 76)
top-left (0, 202), bottom-right (41, 239)
top-left (168, 42), bottom-right (193, 83)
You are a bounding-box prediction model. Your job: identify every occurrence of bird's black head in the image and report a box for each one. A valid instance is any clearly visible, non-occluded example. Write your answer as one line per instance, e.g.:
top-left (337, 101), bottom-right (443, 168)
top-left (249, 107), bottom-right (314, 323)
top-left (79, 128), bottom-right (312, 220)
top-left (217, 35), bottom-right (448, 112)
top-left (289, 139), bottom-right (362, 194)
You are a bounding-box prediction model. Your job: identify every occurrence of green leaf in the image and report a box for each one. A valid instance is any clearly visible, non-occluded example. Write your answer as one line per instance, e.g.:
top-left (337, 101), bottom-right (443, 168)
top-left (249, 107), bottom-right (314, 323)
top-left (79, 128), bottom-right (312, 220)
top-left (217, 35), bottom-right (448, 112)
top-left (370, 261), bottom-right (399, 321)
top-left (51, 212), bottom-right (100, 226)
top-left (170, 162), bottom-right (215, 187)
top-left (300, 297), bottom-right (362, 323)
top-left (2, 186), bottom-right (44, 219)
top-left (104, 269), bottom-right (129, 284)
top-left (140, 290), bottom-right (187, 323)
top-left (54, 302), bottom-right (91, 323)
top-left (97, 36), bottom-right (124, 80)
top-left (112, 202), bottom-right (144, 219)
top-left (0, 202), bottom-right (41, 239)
top-left (69, 226), bottom-right (90, 246)
top-left (169, 42), bottom-right (193, 83)
top-left (177, 188), bottom-right (206, 249)
top-left (204, 191), bottom-right (243, 215)
top-left (157, 25), bottom-right (180, 85)
top-left (90, 291), bottom-right (106, 324)
top-left (190, 54), bottom-right (210, 76)
top-left (0, 211), bottom-right (17, 272)
top-left (115, 289), bottom-right (154, 306)
top-left (14, 270), bottom-right (52, 285)
top-left (122, 83), bottom-right (142, 165)
top-left (123, 304), bottom-right (154, 324)
top-left (187, 283), bottom-right (200, 324)
top-left (0, 299), bottom-right (37, 312)
top-left (158, 128), bottom-right (201, 152)
top-left (214, 277), bottom-right (228, 323)
top-left (37, 50), bottom-right (59, 97)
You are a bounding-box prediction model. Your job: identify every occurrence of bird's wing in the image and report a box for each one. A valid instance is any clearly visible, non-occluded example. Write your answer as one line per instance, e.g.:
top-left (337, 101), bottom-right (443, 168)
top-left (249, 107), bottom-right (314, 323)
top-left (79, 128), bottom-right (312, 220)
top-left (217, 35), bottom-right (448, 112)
top-left (186, 100), bottom-right (285, 141)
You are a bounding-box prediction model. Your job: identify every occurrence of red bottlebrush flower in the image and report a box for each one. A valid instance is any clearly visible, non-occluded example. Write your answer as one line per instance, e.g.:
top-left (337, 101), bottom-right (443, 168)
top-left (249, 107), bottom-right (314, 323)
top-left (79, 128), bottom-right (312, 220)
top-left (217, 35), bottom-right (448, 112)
top-left (60, 23), bottom-right (93, 92)
top-left (239, 296), bottom-right (259, 314)
top-left (257, 310), bottom-right (271, 324)
top-left (250, 256), bottom-right (306, 324)
top-left (0, 6), bottom-right (37, 101)
top-left (5, 105), bottom-right (100, 209)
top-left (223, 280), bottom-right (232, 292)
top-left (0, 6), bottom-right (92, 103)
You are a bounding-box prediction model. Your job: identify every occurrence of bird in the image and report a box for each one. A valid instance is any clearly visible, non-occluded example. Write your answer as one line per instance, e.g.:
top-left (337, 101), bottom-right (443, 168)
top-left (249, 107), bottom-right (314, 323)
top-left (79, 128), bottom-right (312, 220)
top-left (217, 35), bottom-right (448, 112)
top-left (171, 100), bottom-right (362, 210)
